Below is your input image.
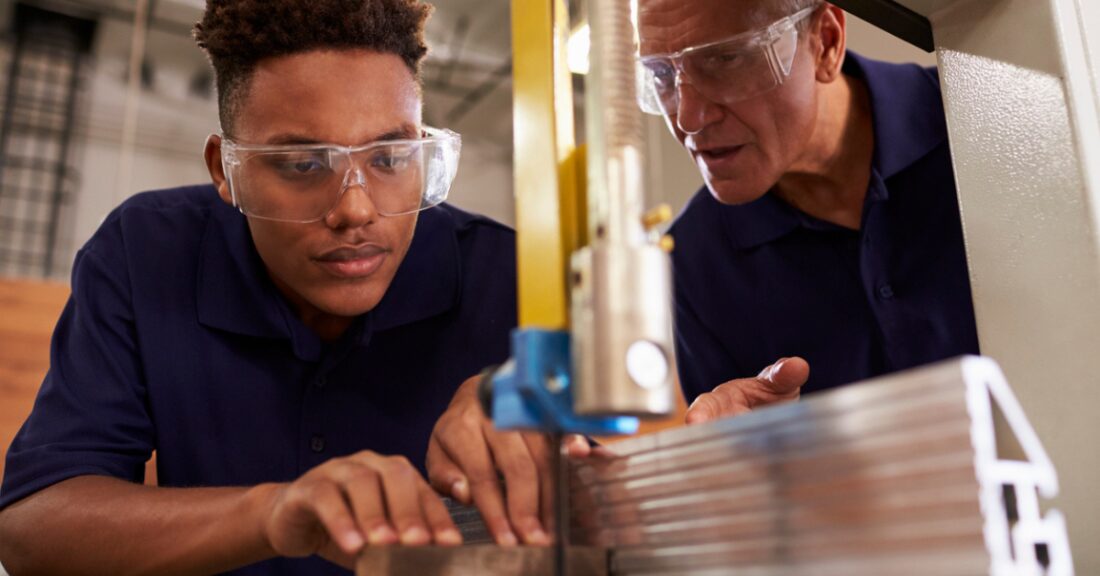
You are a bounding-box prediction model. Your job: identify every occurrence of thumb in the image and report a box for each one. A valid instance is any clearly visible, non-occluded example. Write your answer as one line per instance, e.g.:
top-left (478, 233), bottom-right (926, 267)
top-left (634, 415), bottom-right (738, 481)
top-left (564, 434), bottom-right (591, 458)
top-left (426, 442), bottom-right (471, 504)
top-left (684, 393), bottom-right (720, 425)
top-left (757, 356), bottom-right (810, 397)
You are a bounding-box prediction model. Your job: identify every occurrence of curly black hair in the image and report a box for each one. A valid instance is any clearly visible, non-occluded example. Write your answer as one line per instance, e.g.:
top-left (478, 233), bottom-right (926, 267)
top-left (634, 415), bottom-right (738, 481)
top-left (193, 0), bottom-right (432, 134)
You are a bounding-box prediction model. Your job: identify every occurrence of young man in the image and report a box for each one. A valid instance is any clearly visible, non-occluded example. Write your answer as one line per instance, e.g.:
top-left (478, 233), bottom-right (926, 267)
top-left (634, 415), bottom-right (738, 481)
top-left (635, 0), bottom-right (979, 421)
top-left (0, 1), bottom-right (516, 573)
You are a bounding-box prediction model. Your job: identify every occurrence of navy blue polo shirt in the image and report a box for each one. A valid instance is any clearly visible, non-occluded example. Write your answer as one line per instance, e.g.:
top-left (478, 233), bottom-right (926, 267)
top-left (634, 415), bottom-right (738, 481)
top-left (670, 52), bottom-right (979, 401)
top-left (1, 184), bottom-right (516, 575)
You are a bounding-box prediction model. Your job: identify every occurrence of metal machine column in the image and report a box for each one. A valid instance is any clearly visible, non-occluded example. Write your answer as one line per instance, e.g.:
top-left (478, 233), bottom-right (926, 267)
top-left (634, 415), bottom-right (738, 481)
top-left (838, 0), bottom-right (1100, 571)
top-left (488, 0), bottom-right (675, 436)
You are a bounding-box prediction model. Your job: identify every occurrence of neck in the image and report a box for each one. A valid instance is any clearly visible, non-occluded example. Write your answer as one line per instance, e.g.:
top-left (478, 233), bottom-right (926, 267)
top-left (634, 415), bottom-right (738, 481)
top-left (270, 274), bottom-right (353, 342)
top-left (774, 74), bottom-right (874, 230)
top-left (295, 308), bottom-right (354, 342)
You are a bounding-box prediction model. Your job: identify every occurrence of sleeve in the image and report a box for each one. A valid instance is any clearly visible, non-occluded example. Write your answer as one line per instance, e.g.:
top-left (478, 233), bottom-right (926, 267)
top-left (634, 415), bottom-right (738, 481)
top-left (672, 264), bottom-right (744, 406)
top-left (0, 221), bottom-right (154, 509)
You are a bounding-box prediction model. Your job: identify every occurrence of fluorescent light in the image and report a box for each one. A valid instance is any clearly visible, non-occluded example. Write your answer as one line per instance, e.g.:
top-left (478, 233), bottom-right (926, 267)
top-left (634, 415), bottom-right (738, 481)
top-left (567, 23), bottom-right (590, 75)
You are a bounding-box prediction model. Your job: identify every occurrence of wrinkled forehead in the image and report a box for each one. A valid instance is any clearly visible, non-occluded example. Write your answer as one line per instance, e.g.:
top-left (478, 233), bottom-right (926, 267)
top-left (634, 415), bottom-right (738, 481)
top-left (636, 0), bottom-right (780, 56)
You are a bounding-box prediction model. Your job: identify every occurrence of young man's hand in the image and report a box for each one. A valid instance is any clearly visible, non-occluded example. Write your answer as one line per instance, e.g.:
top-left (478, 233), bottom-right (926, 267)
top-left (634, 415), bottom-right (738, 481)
top-left (685, 357), bottom-right (810, 424)
top-left (425, 374), bottom-right (589, 547)
top-left (259, 451), bottom-right (461, 568)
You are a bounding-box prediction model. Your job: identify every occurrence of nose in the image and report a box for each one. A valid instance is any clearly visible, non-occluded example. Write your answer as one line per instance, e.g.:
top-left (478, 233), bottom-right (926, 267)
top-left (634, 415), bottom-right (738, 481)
top-left (674, 77), bottom-right (721, 136)
top-left (325, 167), bottom-right (378, 229)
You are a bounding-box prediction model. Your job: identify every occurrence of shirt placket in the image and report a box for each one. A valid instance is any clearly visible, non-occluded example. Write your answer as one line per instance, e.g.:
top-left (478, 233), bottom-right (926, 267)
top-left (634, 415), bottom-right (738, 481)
top-left (297, 317), bottom-right (372, 473)
top-left (859, 171), bottom-right (903, 371)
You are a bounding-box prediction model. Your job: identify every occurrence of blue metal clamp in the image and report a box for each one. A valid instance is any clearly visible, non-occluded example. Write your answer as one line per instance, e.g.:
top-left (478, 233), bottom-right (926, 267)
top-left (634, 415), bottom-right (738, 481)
top-left (486, 328), bottom-right (638, 436)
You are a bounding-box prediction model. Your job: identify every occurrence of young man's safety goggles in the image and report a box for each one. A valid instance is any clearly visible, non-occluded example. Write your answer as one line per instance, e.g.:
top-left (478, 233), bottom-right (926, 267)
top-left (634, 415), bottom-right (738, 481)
top-left (636, 5), bottom-right (819, 116)
top-left (219, 127), bottom-right (461, 223)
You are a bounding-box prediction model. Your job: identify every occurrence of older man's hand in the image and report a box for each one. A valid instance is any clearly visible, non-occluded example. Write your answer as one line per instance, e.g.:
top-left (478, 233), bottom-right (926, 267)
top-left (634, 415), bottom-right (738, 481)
top-left (684, 357), bottom-right (810, 425)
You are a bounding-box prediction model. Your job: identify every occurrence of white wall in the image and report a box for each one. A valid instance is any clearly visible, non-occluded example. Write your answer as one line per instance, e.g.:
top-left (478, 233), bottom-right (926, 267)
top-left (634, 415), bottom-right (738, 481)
top-left (70, 16), bottom-right (217, 270)
top-left (2, 1), bottom-right (518, 277)
top-left (0, 3), bottom-right (219, 279)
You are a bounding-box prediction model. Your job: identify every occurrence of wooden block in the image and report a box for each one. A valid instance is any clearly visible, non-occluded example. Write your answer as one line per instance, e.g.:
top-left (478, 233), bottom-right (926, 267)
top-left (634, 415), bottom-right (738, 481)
top-left (0, 279), bottom-right (68, 478)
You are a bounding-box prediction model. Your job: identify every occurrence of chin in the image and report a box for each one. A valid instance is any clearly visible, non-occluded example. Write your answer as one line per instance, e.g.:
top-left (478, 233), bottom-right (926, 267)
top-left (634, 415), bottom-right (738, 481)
top-left (704, 177), bottom-right (770, 206)
top-left (309, 283), bottom-right (386, 318)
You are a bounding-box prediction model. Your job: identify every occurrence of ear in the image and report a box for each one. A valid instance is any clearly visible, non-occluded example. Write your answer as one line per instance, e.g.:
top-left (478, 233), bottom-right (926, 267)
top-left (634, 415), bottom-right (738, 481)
top-left (204, 134), bottom-right (234, 207)
top-left (812, 4), bottom-right (847, 84)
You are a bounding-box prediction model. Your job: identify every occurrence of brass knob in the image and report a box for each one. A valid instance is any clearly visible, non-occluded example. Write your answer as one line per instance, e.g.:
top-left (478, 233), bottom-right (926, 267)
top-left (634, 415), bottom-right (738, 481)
top-left (642, 204), bottom-right (673, 231)
top-left (659, 235), bottom-right (675, 253)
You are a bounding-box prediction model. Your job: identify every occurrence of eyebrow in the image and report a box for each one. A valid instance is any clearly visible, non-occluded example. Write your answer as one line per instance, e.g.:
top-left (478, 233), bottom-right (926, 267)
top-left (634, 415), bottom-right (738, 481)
top-left (264, 124), bottom-right (419, 146)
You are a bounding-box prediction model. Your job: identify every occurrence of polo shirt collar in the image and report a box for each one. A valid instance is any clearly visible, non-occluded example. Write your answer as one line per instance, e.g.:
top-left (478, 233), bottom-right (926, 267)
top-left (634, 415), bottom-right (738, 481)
top-left (370, 206), bottom-right (462, 332)
top-left (197, 196), bottom-right (461, 360)
top-left (196, 201), bottom-right (290, 342)
top-left (719, 192), bottom-right (802, 248)
top-left (719, 51), bottom-right (947, 249)
top-left (846, 51), bottom-right (948, 180)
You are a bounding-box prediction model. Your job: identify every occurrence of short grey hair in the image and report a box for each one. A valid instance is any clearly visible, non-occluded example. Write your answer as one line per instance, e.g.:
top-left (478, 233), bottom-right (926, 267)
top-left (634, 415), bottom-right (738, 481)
top-left (759, 0), bottom-right (824, 28)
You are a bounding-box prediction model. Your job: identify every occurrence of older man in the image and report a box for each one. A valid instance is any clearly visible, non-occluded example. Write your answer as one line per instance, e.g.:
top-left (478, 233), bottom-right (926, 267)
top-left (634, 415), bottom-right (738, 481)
top-left (423, 0), bottom-right (980, 553)
top-left (635, 0), bottom-right (978, 421)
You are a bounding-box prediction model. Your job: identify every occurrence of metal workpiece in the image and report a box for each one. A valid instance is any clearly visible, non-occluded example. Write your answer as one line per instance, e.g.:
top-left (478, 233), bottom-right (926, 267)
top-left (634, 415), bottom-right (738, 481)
top-left (574, 357), bottom-right (1071, 574)
top-left (450, 357), bottom-right (1072, 574)
top-left (445, 498), bottom-right (495, 545)
top-left (570, 243), bottom-right (676, 417)
top-left (356, 545), bottom-right (609, 576)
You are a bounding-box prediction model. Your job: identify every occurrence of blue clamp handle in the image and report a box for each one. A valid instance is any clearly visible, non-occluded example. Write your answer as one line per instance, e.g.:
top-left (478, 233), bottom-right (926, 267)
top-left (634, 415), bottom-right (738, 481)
top-left (487, 328), bottom-right (638, 436)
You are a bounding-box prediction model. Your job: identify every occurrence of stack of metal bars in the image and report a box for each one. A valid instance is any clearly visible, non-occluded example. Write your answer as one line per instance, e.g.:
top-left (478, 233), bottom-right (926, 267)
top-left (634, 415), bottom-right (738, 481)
top-left (566, 357), bottom-right (1069, 575)
top-left (444, 357), bottom-right (1071, 575)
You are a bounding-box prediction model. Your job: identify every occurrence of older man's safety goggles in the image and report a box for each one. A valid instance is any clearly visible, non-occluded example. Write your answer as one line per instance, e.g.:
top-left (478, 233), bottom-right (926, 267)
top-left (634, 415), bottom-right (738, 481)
top-left (636, 5), bottom-right (818, 116)
top-left (219, 127), bottom-right (461, 223)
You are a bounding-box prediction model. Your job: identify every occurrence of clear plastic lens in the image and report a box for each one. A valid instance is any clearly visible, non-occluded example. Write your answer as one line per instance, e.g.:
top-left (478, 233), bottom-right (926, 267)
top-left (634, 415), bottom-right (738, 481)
top-left (223, 127), bottom-right (461, 223)
top-left (635, 6), bottom-right (815, 116)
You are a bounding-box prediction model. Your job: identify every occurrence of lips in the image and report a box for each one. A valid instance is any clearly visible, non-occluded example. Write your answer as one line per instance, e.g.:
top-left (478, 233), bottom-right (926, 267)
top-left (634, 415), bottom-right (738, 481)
top-left (313, 244), bottom-right (390, 279)
top-left (696, 144), bottom-right (745, 161)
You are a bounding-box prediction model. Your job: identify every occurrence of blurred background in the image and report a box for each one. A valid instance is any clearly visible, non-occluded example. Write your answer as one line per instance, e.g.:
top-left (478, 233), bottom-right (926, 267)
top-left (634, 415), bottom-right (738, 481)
top-left (0, 0), bottom-right (933, 282)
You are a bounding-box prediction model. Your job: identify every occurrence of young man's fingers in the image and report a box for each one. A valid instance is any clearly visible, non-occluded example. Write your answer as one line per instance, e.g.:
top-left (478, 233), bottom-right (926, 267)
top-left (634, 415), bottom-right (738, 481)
top-left (466, 472), bottom-right (516, 546)
top-left (438, 424), bottom-right (517, 546)
top-left (418, 481), bottom-right (463, 546)
top-left (564, 434), bottom-right (591, 458)
top-left (306, 480), bottom-right (365, 556)
top-left (522, 433), bottom-right (557, 539)
top-left (484, 430), bottom-right (547, 545)
top-left (426, 440), bottom-right (470, 504)
top-left (375, 458), bottom-right (431, 546)
top-left (340, 466), bottom-right (397, 547)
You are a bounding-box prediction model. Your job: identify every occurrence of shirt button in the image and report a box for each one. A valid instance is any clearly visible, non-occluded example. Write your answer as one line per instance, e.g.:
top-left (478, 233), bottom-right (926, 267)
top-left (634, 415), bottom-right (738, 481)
top-left (310, 435), bottom-right (326, 453)
top-left (878, 284), bottom-right (895, 299)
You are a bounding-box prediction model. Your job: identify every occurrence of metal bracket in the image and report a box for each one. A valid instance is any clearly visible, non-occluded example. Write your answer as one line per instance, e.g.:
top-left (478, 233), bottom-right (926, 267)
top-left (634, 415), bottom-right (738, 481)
top-left (830, 0), bottom-right (934, 52)
top-left (487, 329), bottom-right (639, 436)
